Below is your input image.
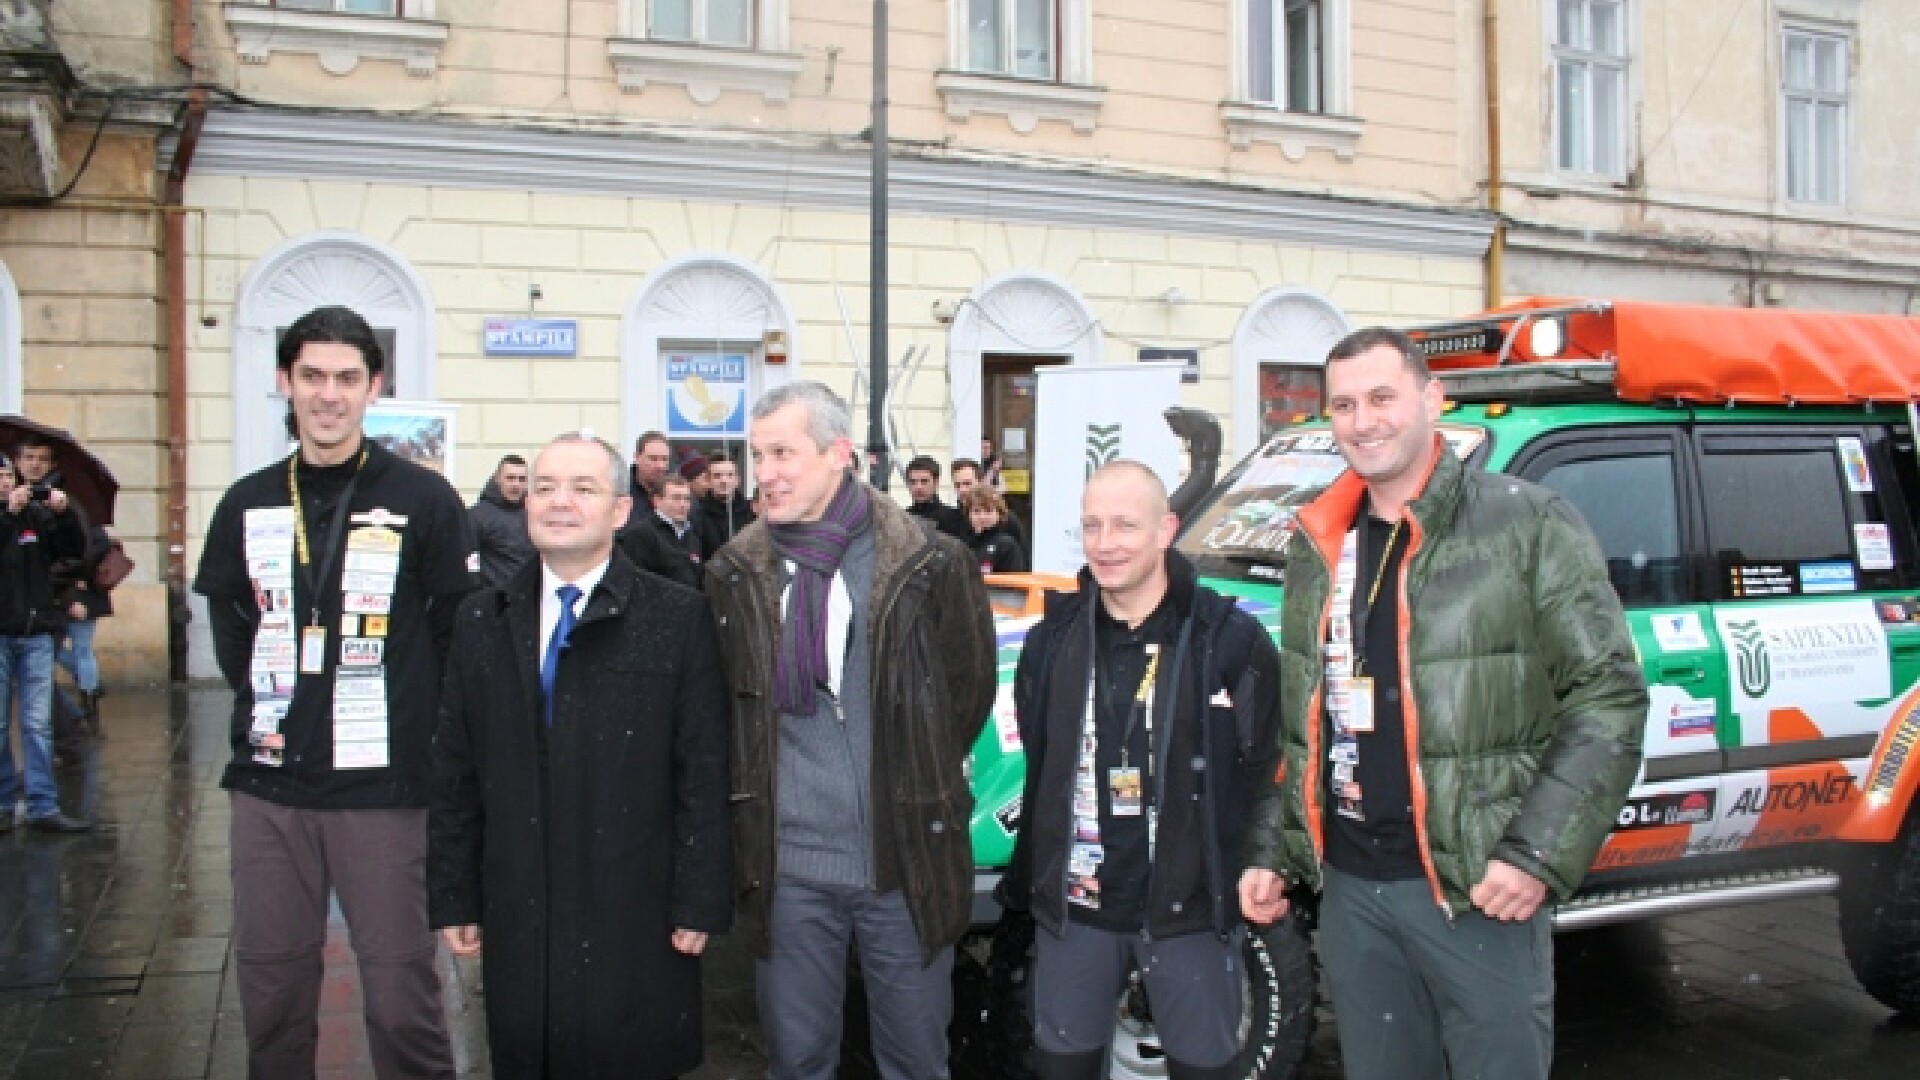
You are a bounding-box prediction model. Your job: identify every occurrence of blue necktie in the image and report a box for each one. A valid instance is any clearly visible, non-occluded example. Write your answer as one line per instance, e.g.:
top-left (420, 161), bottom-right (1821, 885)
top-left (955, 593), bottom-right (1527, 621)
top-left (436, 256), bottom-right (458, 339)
top-left (542, 584), bottom-right (582, 727)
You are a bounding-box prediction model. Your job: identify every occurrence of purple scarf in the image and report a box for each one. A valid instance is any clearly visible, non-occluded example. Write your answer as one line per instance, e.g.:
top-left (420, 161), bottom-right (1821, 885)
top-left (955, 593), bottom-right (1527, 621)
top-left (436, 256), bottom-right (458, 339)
top-left (767, 476), bottom-right (872, 716)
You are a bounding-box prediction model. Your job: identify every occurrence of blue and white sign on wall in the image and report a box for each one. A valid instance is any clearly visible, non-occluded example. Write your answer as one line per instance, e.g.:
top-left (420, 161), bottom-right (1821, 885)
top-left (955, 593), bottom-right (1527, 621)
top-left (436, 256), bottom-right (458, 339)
top-left (665, 353), bottom-right (749, 437)
top-left (484, 318), bottom-right (578, 357)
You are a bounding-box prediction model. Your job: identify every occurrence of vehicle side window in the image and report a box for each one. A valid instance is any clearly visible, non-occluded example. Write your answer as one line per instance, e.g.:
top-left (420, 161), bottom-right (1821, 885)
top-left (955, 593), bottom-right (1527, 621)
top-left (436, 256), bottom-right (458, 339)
top-left (1533, 451), bottom-right (1686, 607)
top-left (1698, 431), bottom-right (1901, 598)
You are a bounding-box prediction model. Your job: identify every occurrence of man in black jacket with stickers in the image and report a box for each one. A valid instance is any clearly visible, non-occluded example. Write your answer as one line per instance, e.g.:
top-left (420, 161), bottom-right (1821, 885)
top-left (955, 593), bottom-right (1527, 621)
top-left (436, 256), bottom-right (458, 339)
top-left (195, 305), bottom-right (472, 1080)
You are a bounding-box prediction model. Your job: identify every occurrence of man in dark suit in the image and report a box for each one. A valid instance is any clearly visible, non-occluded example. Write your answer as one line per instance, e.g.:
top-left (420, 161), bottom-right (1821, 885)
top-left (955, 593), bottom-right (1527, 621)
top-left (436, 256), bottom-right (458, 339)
top-left (429, 432), bottom-right (733, 1080)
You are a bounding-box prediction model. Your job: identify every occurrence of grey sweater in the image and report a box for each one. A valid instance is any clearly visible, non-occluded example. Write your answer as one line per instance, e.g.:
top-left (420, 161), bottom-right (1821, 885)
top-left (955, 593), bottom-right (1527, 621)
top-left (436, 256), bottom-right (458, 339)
top-left (775, 526), bottom-right (877, 888)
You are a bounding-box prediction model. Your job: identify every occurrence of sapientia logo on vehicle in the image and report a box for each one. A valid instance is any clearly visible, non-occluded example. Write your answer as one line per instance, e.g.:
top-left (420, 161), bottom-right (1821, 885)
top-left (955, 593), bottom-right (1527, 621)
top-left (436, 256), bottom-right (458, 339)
top-left (1727, 774), bottom-right (1857, 816)
top-left (1728, 619), bottom-right (1771, 697)
top-left (1616, 790), bottom-right (1716, 830)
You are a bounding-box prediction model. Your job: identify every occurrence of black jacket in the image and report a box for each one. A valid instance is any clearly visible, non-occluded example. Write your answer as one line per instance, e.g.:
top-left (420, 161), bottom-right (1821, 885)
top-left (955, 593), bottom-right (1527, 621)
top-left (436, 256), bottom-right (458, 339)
top-left (0, 498), bottom-right (84, 636)
top-left (970, 523), bottom-right (1028, 574)
top-left (468, 477), bottom-right (531, 589)
top-left (650, 512), bottom-right (707, 568)
top-left (195, 441), bottom-right (477, 809)
top-left (705, 486), bottom-right (997, 962)
top-left (616, 518), bottom-right (703, 591)
top-left (697, 491), bottom-right (756, 555)
top-left (1003, 551), bottom-right (1281, 939)
top-left (908, 497), bottom-right (972, 544)
top-left (429, 551), bottom-right (732, 1079)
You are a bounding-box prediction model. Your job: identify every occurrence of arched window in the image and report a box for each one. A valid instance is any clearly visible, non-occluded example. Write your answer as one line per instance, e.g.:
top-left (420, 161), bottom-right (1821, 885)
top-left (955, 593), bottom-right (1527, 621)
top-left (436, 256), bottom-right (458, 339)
top-left (1230, 287), bottom-right (1350, 458)
top-left (229, 232), bottom-right (436, 476)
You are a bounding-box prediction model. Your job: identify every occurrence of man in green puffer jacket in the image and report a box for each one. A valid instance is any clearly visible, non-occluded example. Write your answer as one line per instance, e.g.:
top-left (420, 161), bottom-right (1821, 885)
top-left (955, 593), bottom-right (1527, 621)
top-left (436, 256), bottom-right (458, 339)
top-left (1239, 328), bottom-right (1647, 1080)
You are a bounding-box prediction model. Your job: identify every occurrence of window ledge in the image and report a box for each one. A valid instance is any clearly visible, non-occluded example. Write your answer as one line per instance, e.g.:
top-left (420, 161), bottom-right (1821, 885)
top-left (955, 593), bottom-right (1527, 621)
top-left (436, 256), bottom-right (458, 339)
top-left (606, 39), bottom-right (803, 105)
top-left (1220, 103), bottom-right (1364, 161)
top-left (935, 71), bottom-right (1106, 135)
top-left (222, 4), bottom-right (449, 78)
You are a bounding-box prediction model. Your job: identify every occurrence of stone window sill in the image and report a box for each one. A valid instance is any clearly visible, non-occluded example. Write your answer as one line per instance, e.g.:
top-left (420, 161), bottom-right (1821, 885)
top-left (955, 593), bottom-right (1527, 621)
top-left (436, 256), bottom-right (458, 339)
top-left (223, 4), bottom-right (449, 77)
top-left (1220, 103), bottom-right (1364, 161)
top-left (606, 39), bottom-right (803, 105)
top-left (935, 71), bottom-right (1106, 135)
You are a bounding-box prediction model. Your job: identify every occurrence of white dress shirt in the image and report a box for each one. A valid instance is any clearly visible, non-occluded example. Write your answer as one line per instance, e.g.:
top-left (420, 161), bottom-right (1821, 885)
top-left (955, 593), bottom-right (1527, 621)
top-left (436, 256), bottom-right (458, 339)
top-left (781, 560), bottom-right (854, 697)
top-left (539, 557), bottom-right (611, 666)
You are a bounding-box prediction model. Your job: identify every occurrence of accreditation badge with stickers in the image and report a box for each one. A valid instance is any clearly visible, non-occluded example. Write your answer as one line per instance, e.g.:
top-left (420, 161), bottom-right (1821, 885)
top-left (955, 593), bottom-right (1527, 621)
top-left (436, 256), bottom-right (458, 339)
top-left (330, 513), bottom-right (406, 770)
top-left (242, 507), bottom-right (298, 766)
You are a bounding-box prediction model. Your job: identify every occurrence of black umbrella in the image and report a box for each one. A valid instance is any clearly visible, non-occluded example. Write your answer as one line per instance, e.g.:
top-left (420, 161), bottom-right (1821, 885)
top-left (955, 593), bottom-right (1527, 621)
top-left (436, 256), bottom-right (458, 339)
top-left (0, 415), bottom-right (121, 526)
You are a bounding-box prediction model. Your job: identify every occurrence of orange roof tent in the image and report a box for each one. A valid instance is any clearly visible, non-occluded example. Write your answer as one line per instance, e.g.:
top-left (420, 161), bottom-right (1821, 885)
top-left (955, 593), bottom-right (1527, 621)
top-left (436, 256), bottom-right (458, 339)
top-left (1414, 298), bottom-right (1920, 406)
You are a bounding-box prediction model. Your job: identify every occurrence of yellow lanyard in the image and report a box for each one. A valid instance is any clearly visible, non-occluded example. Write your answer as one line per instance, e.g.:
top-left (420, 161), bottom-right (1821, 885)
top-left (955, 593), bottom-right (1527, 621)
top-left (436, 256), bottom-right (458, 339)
top-left (287, 448), bottom-right (369, 626)
top-left (1353, 517), bottom-right (1403, 677)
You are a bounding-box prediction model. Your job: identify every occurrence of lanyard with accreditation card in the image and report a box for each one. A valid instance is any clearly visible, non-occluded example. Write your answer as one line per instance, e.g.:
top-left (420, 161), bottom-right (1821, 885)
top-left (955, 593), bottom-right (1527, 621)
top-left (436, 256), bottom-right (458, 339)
top-left (287, 448), bottom-right (368, 674)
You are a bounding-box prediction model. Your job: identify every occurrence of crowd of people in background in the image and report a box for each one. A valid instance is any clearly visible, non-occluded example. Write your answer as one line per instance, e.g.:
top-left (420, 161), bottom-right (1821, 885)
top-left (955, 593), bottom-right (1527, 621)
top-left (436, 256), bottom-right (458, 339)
top-left (471, 434), bottom-right (1032, 590)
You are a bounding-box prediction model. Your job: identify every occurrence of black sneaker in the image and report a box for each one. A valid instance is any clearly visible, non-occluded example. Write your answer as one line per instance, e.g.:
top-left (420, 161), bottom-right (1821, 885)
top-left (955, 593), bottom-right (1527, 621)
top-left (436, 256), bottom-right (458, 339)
top-left (26, 813), bottom-right (92, 834)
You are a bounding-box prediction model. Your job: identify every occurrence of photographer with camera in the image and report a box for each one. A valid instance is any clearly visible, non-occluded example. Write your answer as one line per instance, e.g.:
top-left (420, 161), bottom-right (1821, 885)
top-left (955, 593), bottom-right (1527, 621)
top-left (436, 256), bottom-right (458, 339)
top-left (0, 448), bottom-right (90, 831)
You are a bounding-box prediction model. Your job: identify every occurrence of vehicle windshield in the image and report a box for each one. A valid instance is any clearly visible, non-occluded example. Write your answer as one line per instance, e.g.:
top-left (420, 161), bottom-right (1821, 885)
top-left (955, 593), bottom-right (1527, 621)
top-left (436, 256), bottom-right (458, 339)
top-left (1176, 424), bottom-right (1488, 584)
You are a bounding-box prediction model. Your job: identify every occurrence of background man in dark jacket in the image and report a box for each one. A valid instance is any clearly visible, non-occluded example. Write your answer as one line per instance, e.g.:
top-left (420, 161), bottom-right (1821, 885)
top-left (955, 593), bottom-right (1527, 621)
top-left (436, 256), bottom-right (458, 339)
top-left (0, 450), bottom-right (88, 831)
top-left (706, 381), bottom-right (995, 1080)
top-left (194, 305), bottom-right (467, 1079)
top-left (469, 454), bottom-right (532, 588)
top-left (1001, 462), bottom-right (1278, 1080)
top-left (650, 474), bottom-right (707, 576)
top-left (619, 430), bottom-right (670, 532)
top-left (904, 454), bottom-right (971, 542)
top-left (1240, 328), bottom-right (1646, 1080)
top-left (696, 451), bottom-right (755, 555)
top-left (430, 433), bottom-right (732, 1080)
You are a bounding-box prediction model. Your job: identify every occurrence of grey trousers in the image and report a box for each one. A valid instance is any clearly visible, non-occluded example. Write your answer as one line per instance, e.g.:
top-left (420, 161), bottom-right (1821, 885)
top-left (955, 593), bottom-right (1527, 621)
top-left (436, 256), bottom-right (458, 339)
top-left (1032, 917), bottom-right (1245, 1067)
top-left (756, 876), bottom-right (955, 1080)
top-left (1317, 865), bottom-right (1553, 1080)
top-left (229, 793), bottom-right (454, 1080)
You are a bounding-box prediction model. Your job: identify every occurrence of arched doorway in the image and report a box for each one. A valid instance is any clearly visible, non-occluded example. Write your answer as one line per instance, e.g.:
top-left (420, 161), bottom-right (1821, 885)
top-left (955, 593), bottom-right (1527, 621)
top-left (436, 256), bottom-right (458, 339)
top-left (621, 253), bottom-right (796, 470)
top-left (229, 232), bottom-right (437, 476)
top-left (947, 271), bottom-right (1101, 519)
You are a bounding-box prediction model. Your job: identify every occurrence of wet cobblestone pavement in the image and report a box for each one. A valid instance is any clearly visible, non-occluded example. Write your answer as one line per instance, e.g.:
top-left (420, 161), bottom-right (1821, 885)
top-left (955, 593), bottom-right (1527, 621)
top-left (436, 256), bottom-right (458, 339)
top-left (2, 690), bottom-right (1916, 1078)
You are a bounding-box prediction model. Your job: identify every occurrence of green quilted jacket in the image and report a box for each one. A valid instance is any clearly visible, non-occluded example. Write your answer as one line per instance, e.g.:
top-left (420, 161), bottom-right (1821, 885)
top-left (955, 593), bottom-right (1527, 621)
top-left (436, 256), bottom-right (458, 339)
top-left (1243, 439), bottom-right (1647, 914)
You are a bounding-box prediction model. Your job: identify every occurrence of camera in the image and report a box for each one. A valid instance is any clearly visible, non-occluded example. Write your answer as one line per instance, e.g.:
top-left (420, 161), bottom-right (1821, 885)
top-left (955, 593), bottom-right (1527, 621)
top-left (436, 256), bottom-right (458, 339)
top-left (29, 484), bottom-right (51, 502)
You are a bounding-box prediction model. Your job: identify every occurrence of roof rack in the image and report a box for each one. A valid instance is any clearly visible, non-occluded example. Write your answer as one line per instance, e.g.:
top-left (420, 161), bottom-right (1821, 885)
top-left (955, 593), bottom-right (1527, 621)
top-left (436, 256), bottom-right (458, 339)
top-left (1408, 298), bottom-right (1920, 407)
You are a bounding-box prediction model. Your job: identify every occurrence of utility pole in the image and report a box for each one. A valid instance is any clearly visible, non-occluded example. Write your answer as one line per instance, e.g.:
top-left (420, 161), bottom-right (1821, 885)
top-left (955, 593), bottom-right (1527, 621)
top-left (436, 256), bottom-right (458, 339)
top-left (867, 0), bottom-right (890, 489)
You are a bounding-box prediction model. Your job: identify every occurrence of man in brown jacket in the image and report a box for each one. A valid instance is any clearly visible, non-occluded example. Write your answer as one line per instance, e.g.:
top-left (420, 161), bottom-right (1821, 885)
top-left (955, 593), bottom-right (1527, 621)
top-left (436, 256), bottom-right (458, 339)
top-left (706, 381), bottom-right (995, 1080)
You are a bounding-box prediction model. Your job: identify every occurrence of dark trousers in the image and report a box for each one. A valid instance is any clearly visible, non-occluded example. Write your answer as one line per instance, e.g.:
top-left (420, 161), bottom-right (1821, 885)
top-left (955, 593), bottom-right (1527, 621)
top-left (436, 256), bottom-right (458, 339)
top-left (1318, 864), bottom-right (1553, 1080)
top-left (229, 793), bottom-right (454, 1080)
top-left (756, 876), bottom-right (955, 1080)
top-left (1032, 916), bottom-right (1244, 1067)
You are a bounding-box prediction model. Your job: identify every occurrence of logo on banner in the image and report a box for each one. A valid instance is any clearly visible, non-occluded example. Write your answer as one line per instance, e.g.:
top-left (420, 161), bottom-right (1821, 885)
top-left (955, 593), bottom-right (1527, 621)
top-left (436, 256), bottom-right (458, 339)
top-left (1085, 422), bottom-right (1121, 477)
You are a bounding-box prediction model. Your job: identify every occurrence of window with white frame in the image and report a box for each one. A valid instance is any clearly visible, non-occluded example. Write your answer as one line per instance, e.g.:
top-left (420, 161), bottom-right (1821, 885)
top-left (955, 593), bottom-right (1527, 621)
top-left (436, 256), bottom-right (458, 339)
top-left (274, 0), bottom-right (402, 13)
top-left (1552, 0), bottom-right (1630, 178)
top-left (1248, 0), bottom-right (1323, 111)
top-left (229, 1), bottom-right (445, 76)
top-left (650, 0), bottom-right (754, 48)
top-left (1783, 26), bottom-right (1847, 205)
top-left (966, 0), bottom-right (1057, 79)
